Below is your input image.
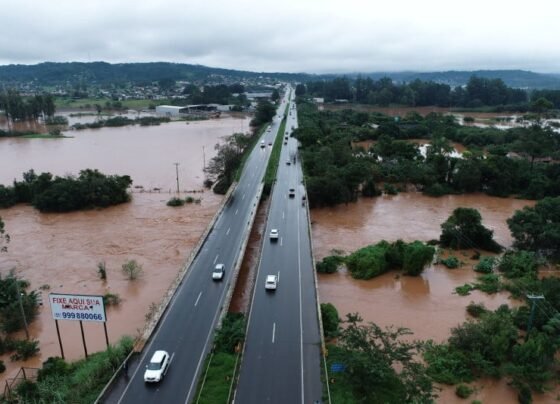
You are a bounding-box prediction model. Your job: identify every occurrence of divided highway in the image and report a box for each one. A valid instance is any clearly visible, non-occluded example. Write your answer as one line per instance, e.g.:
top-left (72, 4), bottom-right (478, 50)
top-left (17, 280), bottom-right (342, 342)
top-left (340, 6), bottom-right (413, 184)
top-left (113, 91), bottom-right (292, 404)
top-left (234, 95), bottom-right (323, 403)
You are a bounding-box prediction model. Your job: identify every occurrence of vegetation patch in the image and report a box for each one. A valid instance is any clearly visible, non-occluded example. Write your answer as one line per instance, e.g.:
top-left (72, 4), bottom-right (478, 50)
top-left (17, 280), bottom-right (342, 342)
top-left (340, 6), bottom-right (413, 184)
top-left (345, 240), bottom-right (434, 279)
top-left (4, 337), bottom-right (133, 403)
top-left (195, 313), bottom-right (245, 402)
top-left (440, 256), bottom-right (461, 269)
top-left (316, 255), bottom-right (344, 274)
top-left (0, 169), bottom-right (132, 212)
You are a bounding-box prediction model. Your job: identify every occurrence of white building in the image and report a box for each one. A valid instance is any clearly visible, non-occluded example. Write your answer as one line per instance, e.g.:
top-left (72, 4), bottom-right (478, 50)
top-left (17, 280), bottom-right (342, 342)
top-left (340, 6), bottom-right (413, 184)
top-left (155, 105), bottom-right (189, 117)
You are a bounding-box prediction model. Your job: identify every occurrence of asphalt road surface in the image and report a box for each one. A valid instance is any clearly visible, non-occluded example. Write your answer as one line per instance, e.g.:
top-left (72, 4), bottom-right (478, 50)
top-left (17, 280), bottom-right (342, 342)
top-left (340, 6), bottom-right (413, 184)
top-left (234, 96), bottom-right (323, 403)
top-left (113, 91), bottom-right (292, 404)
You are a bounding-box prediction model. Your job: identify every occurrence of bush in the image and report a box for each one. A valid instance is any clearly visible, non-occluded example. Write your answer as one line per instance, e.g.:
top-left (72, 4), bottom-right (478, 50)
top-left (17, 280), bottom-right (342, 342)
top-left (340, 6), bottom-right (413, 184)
top-left (316, 255), bottom-right (344, 273)
top-left (0, 360), bottom-right (5, 373)
top-left (474, 256), bottom-right (496, 274)
top-left (97, 261), bottom-right (107, 280)
top-left (103, 293), bottom-right (121, 306)
top-left (185, 196), bottom-right (195, 203)
top-left (455, 384), bottom-right (474, 398)
top-left (167, 197), bottom-right (185, 207)
top-left (383, 183), bottom-right (398, 195)
top-left (213, 313), bottom-right (245, 354)
top-left (466, 302), bottom-right (487, 318)
top-left (423, 342), bottom-right (474, 384)
top-left (346, 243), bottom-right (389, 279)
top-left (37, 357), bottom-right (70, 381)
top-left (320, 303), bottom-right (340, 338)
top-left (16, 380), bottom-right (40, 402)
top-left (121, 259), bottom-right (143, 280)
top-left (475, 274), bottom-right (501, 294)
top-left (455, 284), bottom-right (475, 296)
top-left (440, 256), bottom-right (461, 268)
top-left (10, 339), bottom-right (40, 361)
top-left (402, 241), bottom-right (435, 276)
top-left (498, 251), bottom-right (539, 279)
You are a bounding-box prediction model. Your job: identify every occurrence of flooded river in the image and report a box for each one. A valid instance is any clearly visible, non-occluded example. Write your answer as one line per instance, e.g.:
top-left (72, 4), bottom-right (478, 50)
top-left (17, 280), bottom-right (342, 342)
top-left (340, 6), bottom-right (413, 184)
top-left (0, 116), bottom-right (249, 383)
top-left (311, 193), bottom-right (557, 402)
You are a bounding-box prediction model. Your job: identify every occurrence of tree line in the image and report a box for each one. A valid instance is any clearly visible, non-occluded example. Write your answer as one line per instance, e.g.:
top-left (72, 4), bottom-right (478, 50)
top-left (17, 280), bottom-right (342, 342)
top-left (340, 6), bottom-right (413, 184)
top-left (299, 75), bottom-right (560, 110)
top-left (294, 101), bottom-right (560, 207)
top-left (0, 89), bottom-right (56, 126)
top-left (0, 169), bottom-right (132, 212)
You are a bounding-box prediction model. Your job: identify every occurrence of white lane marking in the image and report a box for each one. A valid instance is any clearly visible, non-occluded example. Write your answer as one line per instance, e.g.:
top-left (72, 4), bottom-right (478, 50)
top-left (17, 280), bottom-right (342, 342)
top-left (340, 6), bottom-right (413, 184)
top-left (272, 323), bottom-right (276, 344)
top-left (226, 227), bottom-right (231, 236)
top-left (213, 254), bottom-right (219, 265)
top-left (194, 292), bottom-right (202, 307)
top-left (277, 271), bottom-right (280, 283)
top-left (242, 193), bottom-right (246, 200)
top-left (283, 211), bottom-right (285, 220)
top-left (280, 237), bottom-right (283, 247)
top-left (235, 209), bottom-right (239, 215)
top-left (297, 199), bottom-right (305, 402)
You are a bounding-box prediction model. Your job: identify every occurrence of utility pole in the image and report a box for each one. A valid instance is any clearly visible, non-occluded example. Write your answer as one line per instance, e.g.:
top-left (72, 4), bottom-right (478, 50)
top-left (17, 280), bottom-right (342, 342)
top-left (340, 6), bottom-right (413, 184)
top-left (14, 276), bottom-right (30, 340)
top-left (202, 146), bottom-right (206, 172)
top-left (526, 294), bottom-right (545, 339)
top-left (173, 162), bottom-right (180, 194)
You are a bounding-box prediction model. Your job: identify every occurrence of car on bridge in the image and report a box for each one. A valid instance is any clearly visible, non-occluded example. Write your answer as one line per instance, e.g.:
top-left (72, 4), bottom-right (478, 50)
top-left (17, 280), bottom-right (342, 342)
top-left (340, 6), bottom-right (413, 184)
top-left (289, 188), bottom-right (295, 198)
top-left (212, 263), bottom-right (225, 280)
top-left (269, 229), bottom-right (279, 241)
top-left (265, 275), bottom-right (278, 291)
top-left (144, 350), bottom-right (170, 383)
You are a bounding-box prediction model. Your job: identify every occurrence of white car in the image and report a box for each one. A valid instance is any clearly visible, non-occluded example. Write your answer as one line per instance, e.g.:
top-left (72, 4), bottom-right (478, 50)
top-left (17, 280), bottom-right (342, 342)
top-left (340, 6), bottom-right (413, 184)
top-left (212, 263), bottom-right (225, 280)
top-left (144, 350), bottom-right (170, 383)
top-left (265, 275), bottom-right (278, 291)
top-left (270, 229), bottom-right (279, 241)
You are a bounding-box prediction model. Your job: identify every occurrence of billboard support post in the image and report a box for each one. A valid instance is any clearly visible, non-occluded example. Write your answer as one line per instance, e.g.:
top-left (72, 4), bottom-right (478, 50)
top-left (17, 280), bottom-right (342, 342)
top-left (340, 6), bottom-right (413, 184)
top-left (79, 321), bottom-right (88, 358)
top-left (55, 319), bottom-right (65, 359)
top-left (103, 322), bottom-right (109, 348)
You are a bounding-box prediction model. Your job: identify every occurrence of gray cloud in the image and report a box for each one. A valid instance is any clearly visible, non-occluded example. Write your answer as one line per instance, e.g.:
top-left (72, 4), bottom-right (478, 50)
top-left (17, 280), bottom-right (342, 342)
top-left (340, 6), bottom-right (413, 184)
top-left (1, 0), bottom-right (559, 73)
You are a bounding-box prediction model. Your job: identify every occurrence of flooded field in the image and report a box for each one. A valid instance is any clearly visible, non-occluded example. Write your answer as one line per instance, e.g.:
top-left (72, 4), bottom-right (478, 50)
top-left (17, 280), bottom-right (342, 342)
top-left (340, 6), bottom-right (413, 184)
top-left (311, 192), bottom-right (553, 402)
top-left (0, 116), bottom-right (249, 383)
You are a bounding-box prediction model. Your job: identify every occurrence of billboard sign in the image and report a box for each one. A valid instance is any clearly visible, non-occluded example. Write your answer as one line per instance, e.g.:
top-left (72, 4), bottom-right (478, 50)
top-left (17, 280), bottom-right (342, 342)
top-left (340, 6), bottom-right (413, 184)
top-left (49, 293), bottom-right (106, 322)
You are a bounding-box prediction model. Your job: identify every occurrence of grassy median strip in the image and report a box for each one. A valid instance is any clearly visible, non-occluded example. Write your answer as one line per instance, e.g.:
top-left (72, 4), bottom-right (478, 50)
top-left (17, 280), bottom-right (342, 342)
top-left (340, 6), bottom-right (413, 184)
top-left (262, 115), bottom-right (287, 197)
top-left (195, 352), bottom-right (238, 403)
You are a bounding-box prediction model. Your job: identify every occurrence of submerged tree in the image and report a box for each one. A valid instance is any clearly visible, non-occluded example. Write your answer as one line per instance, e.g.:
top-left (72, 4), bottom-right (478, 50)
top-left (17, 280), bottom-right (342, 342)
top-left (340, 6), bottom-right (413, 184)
top-left (338, 314), bottom-right (435, 403)
top-left (440, 207), bottom-right (502, 252)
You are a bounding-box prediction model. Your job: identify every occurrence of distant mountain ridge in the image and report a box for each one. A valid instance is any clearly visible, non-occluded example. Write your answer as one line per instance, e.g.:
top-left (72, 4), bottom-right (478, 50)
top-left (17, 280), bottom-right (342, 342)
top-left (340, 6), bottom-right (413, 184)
top-left (0, 62), bottom-right (559, 89)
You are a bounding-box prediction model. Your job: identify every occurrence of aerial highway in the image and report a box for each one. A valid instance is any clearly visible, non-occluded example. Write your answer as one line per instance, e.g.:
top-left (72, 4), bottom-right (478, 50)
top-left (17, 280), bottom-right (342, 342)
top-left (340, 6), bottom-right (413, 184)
top-left (234, 96), bottom-right (323, 403)
top-left (112, 90), bottom-right (292, 404)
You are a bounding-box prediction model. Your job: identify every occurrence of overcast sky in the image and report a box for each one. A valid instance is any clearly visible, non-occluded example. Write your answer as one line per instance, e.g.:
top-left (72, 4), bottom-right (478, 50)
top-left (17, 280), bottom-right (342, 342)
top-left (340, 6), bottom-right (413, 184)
top-left (1, 0), bottom-right (559, 74)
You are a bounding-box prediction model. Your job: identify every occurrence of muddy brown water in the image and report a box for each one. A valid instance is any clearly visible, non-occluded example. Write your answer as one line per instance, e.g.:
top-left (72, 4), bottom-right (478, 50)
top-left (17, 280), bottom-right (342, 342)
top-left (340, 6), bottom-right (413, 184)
top-left (0, 116), bottom-right (249, 383)
top-left (311, 193), bottom-right (560, 403)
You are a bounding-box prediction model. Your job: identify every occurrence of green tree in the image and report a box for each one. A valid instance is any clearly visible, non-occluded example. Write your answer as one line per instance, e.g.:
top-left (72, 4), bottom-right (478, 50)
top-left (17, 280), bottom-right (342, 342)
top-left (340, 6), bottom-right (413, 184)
top-left (339, 314), bottom-right (435, 403)
top-left (507, 197), bottom-right (560, 259)
top-left (271, 89), bottom-right (280, 102)
top-left (320, 303), bottom-right (340, 338)
top-left (440, 207), bottom-right (502, 252)
top-left (0, 217), bottom-right (9, 253)
top-left (250, 100), bottom-right (276, 127)
top-left (295, 83), bottom-right (306, 96)
top-left (121, 259), bottom-right (143, 280)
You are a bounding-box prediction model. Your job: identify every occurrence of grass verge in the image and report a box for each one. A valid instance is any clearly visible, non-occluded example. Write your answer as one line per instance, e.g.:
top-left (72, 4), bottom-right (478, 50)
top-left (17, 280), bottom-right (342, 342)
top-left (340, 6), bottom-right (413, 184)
top-left (21, 134), bottom-right (72, 139)
top-left (325, 344), bottom-right (358, 403)
top-left (6, 336), bottom-right (133, 403)
top-left (195, 352), bottom-right (238, 403)
top-left (55, 97), bottom-right (168, 110)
